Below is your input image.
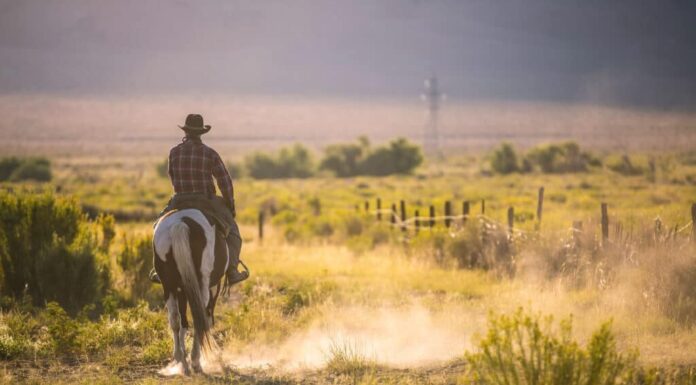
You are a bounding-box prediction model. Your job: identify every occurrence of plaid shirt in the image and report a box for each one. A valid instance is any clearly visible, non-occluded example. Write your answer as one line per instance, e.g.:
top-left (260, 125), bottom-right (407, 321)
top-left (168, 138), bottom-right (234, 206)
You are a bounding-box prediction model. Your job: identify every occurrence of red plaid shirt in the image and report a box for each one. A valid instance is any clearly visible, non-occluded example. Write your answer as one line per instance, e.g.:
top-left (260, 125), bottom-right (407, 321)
top-left (168, 138), bottom-right (234, 206)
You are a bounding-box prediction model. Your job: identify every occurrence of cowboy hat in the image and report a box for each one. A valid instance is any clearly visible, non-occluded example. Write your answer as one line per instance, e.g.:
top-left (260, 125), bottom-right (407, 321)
top-left (178, 114), bottom-right (211, 134)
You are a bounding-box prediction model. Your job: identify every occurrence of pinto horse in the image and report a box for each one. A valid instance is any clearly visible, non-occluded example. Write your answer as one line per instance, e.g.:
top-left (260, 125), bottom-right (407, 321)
top-left (153, 209), bottom-right (229, 374)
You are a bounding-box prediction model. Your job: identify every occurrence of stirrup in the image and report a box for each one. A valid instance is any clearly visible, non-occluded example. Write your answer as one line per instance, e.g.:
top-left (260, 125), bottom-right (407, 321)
top-left (229, 260), bottom-right (250, 284)
top-left (222, 260), bottom-right (250, 296)
top-left (149, 270), bottom-right (162, 284)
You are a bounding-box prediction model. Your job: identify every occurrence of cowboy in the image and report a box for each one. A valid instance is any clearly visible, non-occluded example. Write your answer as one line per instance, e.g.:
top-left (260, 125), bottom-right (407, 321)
top-left (149, 114), bottom-right (248, 286)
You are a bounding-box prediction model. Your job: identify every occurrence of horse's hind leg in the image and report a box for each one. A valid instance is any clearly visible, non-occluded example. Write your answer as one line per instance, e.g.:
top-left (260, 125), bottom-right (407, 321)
top-left (191, 332), bottom-right (202, 373)
top-left (167, 291), bottom-right (190, 375)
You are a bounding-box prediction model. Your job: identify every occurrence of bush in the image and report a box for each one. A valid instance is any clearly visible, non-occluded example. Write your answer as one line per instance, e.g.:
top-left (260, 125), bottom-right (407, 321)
top-left (466, 309), bottom-right (636, 385)
top-left (0, 157), bottom-right (22, 180)
top-left (607, 155), bottom-right (644, 176)
top-left (0, 157), bottom-right (52, 182)
top-left (490, 142), bottom-right (520, 174)
top-left (525, 141), bottom-right (597, 173)
top-left (155, 158), bottom-right (168, 178)
top-left (118, 235), bottom-right (157, 304)
top-left (0, 301), bottom-right (170, 360)
top-left (0, 191), bottom-right (109, 313)
top-left (320, 142), bottom-right (366, 177)
top-left (488, 141), bottom-right (600, 175)
top-left (360, 138), bottom-right (423, 176)
top-left (226, 161), bottom-right (244, 179)
top-left (245, 144), bottom-right (314, 179)
top-left (320, 137), bottom-right (423, 177)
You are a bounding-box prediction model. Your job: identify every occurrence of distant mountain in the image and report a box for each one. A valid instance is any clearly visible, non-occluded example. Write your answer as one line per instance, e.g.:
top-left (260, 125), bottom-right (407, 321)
top-left (1, 0), bottom-right (695, 109)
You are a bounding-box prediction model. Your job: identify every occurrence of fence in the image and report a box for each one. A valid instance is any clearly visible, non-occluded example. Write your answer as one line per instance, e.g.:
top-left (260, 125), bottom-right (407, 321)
top-left (256, 186), bottom-right (696, 245)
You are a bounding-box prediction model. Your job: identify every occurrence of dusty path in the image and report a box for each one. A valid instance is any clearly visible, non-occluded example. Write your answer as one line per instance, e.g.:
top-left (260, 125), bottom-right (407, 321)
top-left (2, 358), bottom-right (468, 384)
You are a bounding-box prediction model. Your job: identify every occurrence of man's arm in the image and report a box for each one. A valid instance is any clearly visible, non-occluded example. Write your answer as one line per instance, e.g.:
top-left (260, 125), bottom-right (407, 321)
top-left (211, 152), bottom-right (235, 216)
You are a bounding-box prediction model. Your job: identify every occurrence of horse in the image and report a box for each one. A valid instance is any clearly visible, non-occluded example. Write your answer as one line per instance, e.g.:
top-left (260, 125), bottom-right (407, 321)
top-left (152, 208), bottom-right (230, 374)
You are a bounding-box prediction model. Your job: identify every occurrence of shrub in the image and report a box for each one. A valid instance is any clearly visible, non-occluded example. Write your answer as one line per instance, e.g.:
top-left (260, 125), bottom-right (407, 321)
top-left (466, 309), bottom-right (636, 385)
top-left (607, 155), bottom-right (644, 176)
top-left (0, 157), bottom-right (22, 180)
top-left (0, 157), bottom-right (52, 182)
top-left (359, 138), bottom-right (423, 176)
top-left (0, 300), bottom-right (170, 360)
top-left (320, 142), bottom-right (366, 177)
top-left (490, 142), bottom-right (520, 174)
top-left (245, 144), bottom-right (315, 179)
top-left (245, 152), bottom-right (279, 179)
top-left (525, 141), bottom-right (597, 173)
top-left (155, 158), bottom-right (168, 178)
top-left (278, 144), bottom-right (314, 178)
top-left (118, 235), bottom-right (157, 304)
top-left (326, 340), bottom-right (376, 378)
top-left (320, 137), bottom-right (423, 177)
top-left (226, 161), bottom-right (244, 179)
top-left (0, 191), bottom-right (109, 313)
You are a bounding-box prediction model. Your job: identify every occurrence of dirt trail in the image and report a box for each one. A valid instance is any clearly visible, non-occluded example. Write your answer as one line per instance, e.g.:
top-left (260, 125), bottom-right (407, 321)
top-left (2, 358), bottom-right (468, 384)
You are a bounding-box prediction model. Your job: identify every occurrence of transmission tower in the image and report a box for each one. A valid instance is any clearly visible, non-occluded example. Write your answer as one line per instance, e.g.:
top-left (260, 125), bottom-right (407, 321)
top-left (421, 76), bottom-right (444, 157)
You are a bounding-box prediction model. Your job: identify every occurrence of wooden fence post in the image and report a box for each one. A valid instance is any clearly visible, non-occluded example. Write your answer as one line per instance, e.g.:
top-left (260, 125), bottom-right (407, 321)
top-left (444, 201), bottom-right (452, 228)
top-left (507, 206), bottom-right (514, 234)
top-left (537, 187), bottom-right (545, 227)
top-left (691, 203), bottom-right (696, 241)
top-left (400, 200), bottom-right (407, 232)
top-left (391, 203), bottom-right (397, 226)
top-left (258, 210), bottom-right (264, 241)
top-left (654, 217), bottom-right (662, 240)
top-left (376, 198), bottom-right (382, 221)
top-left (415, 209), bottom-right (420, 234)
top-left (481, 199), bottom-right (486, 215)
top-left (462, 201), bottom-right (470, 224)
top-left (429, 205), bottom-right (435, 228)
top-left (601, 203), bottom-right (609, 243)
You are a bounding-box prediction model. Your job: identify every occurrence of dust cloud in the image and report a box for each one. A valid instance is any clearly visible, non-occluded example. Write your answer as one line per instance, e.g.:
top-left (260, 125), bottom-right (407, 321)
top-left (220, 304), bottom-right (479, 371)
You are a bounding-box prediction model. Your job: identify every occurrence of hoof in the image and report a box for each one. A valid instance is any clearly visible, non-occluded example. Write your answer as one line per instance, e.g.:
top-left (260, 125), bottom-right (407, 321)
top-left (192, 363), bottom-right (203, 374)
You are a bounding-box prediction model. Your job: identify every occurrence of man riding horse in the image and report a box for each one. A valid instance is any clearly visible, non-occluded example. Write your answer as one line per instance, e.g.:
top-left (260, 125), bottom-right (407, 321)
top-left (150, 113), bottom-right (248, 287)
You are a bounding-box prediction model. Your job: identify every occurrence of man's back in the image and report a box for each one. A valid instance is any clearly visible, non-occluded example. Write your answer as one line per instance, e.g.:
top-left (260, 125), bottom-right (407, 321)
top-left (168, 137), bottom-right (234, 204)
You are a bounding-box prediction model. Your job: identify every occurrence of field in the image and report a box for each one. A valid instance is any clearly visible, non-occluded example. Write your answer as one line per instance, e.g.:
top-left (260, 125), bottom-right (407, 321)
top-left (1, 100), bottom-right (696, 384)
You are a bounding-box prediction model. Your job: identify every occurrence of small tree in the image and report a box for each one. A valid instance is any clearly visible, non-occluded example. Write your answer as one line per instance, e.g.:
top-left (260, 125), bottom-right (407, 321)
top-left (490, 142), bottom-right (519, 174)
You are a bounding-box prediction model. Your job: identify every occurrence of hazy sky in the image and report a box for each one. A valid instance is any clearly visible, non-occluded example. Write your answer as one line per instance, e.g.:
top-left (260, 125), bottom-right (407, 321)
top-left (1, 0), bottom-right (695, 108)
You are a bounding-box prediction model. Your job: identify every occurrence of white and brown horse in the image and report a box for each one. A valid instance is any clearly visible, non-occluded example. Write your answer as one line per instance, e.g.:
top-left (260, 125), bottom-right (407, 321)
top-left (153, 209), bottom-right (229, 374)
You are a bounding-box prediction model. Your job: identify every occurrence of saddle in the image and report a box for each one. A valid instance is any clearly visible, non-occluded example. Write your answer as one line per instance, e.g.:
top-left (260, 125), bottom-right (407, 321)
top-left (163, 193), bottom-right (237, 238)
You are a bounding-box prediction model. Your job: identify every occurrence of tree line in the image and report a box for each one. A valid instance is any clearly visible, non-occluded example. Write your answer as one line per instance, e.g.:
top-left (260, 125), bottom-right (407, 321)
top-left (157, 137), bottom-right (423, 180)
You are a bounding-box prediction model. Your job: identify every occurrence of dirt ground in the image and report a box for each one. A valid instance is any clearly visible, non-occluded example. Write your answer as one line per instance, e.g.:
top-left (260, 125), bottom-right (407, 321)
top-left (2, 358), bottom-right (468, 384)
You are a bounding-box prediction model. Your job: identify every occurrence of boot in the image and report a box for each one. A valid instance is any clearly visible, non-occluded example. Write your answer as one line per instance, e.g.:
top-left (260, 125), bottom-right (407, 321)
top-left (226, 234), bottom-right (249, 285)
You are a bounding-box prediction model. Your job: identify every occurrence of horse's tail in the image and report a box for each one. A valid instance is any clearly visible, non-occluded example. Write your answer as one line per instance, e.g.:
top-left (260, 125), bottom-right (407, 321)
top-left (170, 221), bottom-right (213, 352)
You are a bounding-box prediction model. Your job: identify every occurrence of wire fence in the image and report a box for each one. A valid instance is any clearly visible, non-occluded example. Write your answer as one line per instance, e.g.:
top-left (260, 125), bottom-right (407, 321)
top-left (255, 185), bottom-right (696, 245)
top-left (345, 188), bottom-right (696, 245)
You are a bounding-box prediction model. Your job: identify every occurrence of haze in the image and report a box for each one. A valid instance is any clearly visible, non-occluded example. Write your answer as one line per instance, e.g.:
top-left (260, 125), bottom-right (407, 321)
top-left (2, 0), bottom-right (695, 108)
